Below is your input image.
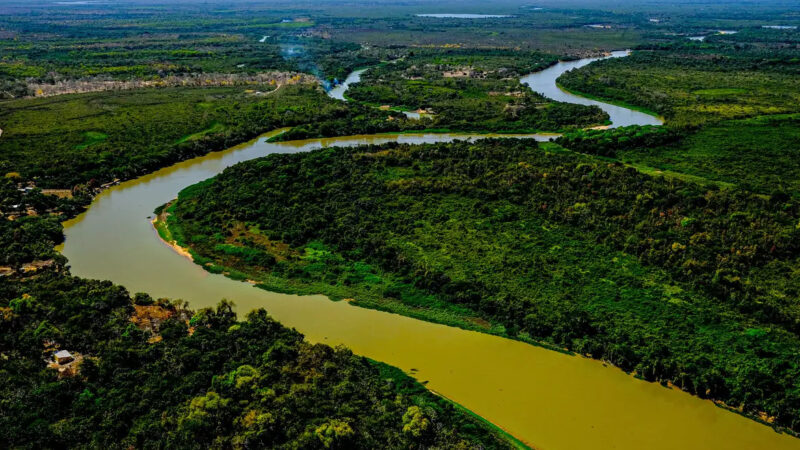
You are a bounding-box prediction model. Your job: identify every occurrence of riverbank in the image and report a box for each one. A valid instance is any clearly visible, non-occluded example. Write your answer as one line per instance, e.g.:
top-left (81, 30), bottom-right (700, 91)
top-left (152, 200), bottom-right (572, 357)
top-left (152, 209), bottom-right (532, 449)
top-left (151, 202), bottom-right (194, 262)
top-left (554, 81), bottom-right (664, 120)
top-left (268, 127), bottom-right (566, 142)
top-left (336, 53), bottom-right (612, 132)
top-left (161, 135), bottom-right (800, 442)
top-left (427, 387), bottom-right (534, 450)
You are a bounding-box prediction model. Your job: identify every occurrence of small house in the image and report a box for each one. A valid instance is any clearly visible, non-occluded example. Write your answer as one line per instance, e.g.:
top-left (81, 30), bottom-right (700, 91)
top-left (55, 350), bottom-right (74, 365)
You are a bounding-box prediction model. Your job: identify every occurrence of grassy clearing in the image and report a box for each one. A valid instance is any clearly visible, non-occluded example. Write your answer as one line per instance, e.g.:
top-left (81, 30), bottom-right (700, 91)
top-left (618, 114), bottom-right (800, 196)
top-left (174, 121), bottom-right (226, 144)
top-left (74, 131), bottom-right (108, 150)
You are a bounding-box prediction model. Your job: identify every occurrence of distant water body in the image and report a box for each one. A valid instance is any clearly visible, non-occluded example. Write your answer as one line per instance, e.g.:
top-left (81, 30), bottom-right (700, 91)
top-left (416, 14), bottom-right (512, 19)
top-left (687, 30), bottom-right (742, 41)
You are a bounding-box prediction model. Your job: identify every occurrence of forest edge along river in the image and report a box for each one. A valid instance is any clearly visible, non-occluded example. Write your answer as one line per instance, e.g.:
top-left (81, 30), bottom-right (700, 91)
top-left (328, 50), bottom-right (663, 127)
top-left (520, 51), bottom-right (663, 128)
top-left (60, 52), bottom-right (799, 450)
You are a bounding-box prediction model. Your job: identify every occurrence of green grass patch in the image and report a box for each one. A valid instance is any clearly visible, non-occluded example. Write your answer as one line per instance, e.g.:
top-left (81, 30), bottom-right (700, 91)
top-left (74, 131), bottom-right (108, 150)
top-left (618, 114), bottom-right (800, 196)
top-left (174, 121), bottom-right (226, 144)
top-left (557, 47), bottom-right (800, 127)
top-left (693, 88), bottom-right (748, 96)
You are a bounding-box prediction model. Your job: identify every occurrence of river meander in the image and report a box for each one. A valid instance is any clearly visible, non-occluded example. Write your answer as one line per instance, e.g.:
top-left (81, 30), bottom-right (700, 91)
top-left (59, 54), bottom-right (798, 449)
top-left (521, 50), bottom-right (662, 128)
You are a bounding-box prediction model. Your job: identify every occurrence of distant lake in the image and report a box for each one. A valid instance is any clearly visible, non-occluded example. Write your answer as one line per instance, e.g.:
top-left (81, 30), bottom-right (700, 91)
top-left (763, 25), bottom-right (797, 30)
top-left (416, 14), bottom-right (512, 19)
top-left (689, 30), bottom-right (738, 41)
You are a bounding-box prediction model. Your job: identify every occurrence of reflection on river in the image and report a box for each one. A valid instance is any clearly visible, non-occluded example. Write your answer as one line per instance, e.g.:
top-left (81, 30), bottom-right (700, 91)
top-left (59, 55), bottom-right (799, 449)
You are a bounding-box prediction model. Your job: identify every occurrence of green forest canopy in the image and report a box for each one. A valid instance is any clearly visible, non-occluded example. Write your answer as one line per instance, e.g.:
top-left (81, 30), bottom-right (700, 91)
top-left (170, 139), bottom-right (800, 432)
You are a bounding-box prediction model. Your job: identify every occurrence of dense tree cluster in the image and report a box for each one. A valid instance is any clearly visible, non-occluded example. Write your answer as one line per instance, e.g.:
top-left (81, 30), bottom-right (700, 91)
top-left (0, 168), bottom-right (511, 448)
top-left (611, 114), bottom-right (800, 197)
top-left (554, 125), bottom-right (680, 157)
top-left (0, 178), bottom-right (89, 267)
top-left (557, 40), bottom-right (800, 127)
top-left (0, 84), bottom-right (415, 188)
top-left (171, 139), bottom-right (800, 431)
top-left (0, 106), bottom-right (513, 448)
top-left (0, 272), bottom-right (510, 448)
top-left (2, 2), bottom-right (800, 445)
top-left (347, 49), bottom-right (609, 132)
